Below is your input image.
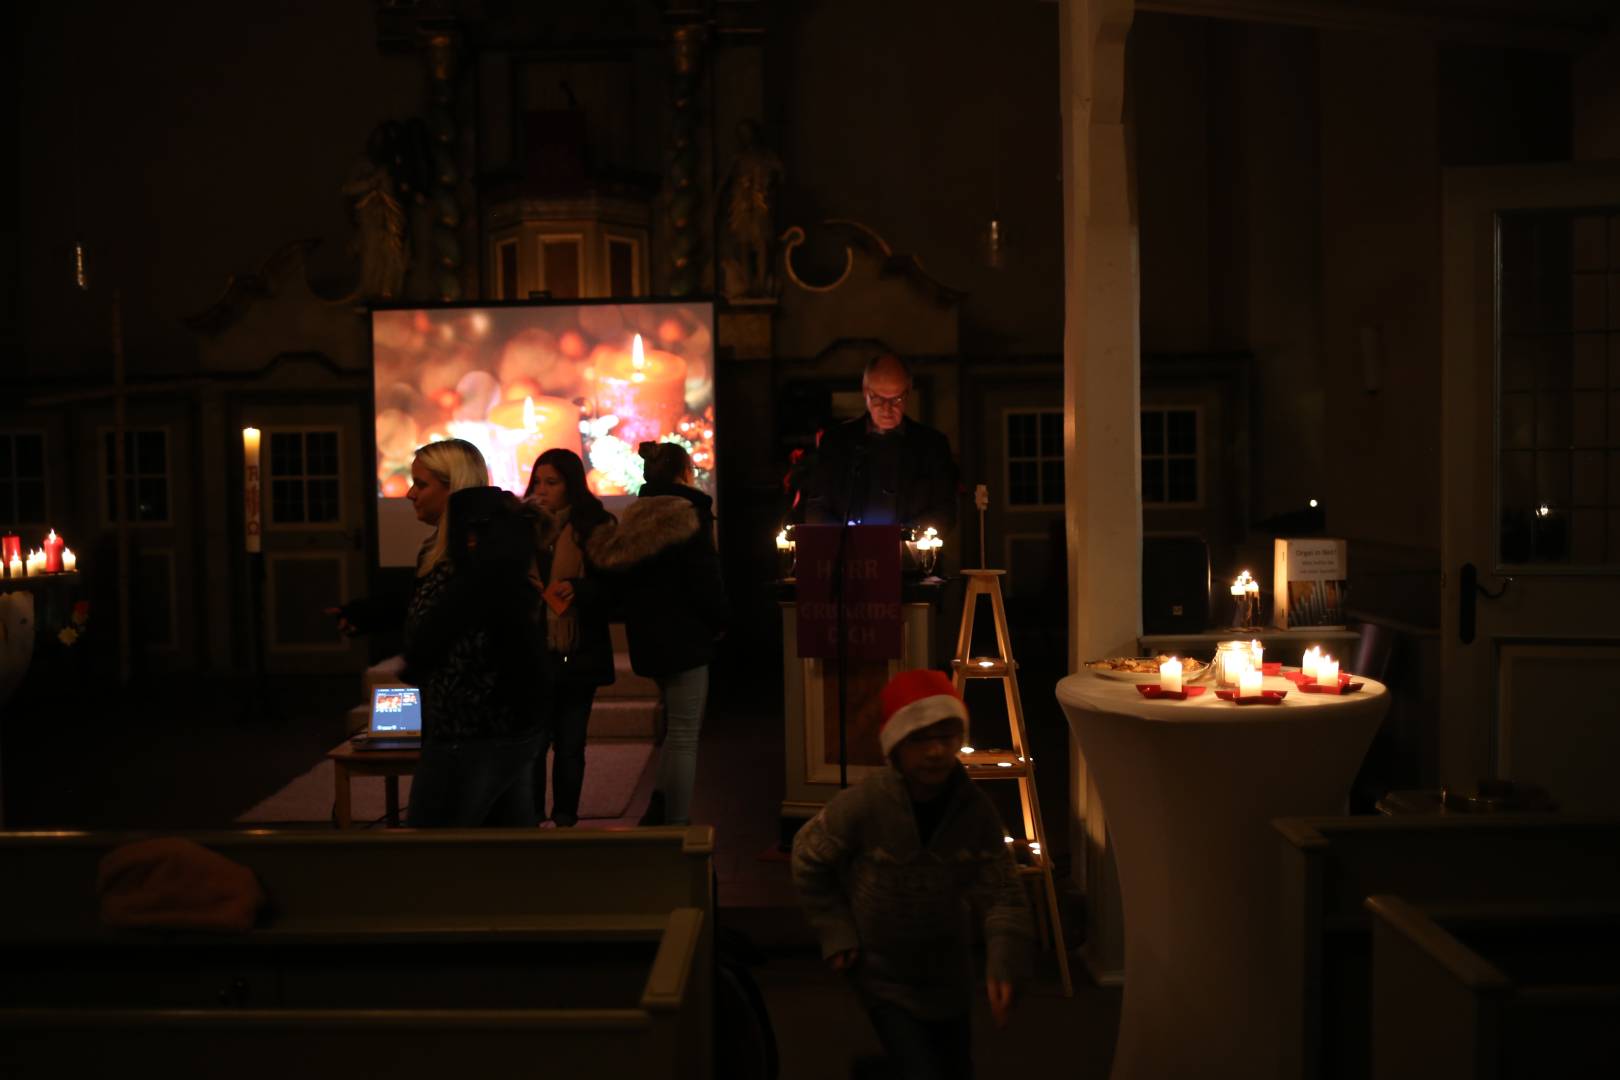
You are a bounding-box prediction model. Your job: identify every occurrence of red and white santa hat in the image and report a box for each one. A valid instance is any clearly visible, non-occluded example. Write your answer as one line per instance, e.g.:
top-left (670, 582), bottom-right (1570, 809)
top-left (879, 668), bottom-right (969, 758)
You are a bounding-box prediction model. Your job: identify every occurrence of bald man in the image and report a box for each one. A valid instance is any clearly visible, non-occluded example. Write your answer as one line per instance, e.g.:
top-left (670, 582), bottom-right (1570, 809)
top-left (798, 354), bottom-right (960, 531)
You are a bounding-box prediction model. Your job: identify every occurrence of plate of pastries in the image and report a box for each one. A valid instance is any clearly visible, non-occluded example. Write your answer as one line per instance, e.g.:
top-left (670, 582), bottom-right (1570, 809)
top-left (1085, 655), bottom-right (1209, 683)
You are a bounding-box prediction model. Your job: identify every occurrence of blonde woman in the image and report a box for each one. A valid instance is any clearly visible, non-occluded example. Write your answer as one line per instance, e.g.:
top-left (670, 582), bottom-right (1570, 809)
top-left (327, 438), bottom-right (488, 636)
top-left (403, 440), bottom-right (547, 827)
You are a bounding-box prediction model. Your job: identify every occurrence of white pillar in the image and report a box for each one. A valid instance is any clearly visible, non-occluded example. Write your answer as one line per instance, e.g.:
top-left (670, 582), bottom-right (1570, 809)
top-left (1059, 0), bottom-right (1138, 985)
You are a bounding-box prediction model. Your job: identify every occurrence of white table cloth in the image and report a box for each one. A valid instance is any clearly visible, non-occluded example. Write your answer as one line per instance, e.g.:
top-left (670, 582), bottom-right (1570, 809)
top-left (1056, 671), bottom-right (1389, 1079)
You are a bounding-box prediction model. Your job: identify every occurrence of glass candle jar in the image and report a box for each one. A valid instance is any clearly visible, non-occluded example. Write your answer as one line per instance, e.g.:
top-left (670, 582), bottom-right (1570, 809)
top-left (1214, 640), bottom-right (1254, 690)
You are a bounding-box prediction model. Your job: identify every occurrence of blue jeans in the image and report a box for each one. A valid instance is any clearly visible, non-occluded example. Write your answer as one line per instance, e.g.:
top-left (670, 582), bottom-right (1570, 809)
top-left (406, 733), bottom-right (542, 828)
top-left (654, 665), bottom-right (709, 825)
top-left (536, 679), bottom-right (596, 826)
top-left (862, 1001), bottom-right (973, 1080)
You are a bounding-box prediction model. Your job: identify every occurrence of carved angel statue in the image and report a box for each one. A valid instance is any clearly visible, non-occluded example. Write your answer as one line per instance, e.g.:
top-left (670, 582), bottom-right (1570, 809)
top-left (342, 125), bottom-right (408, 301)
top-left (720, 119), bottom-right (784, 299)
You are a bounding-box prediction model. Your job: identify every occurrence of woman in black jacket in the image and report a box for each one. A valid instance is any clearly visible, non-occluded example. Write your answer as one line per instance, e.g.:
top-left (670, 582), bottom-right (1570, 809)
top-left (588, 442), bottom-right (727, 826)
top-left (403, 483), bottom-right (546, 827)
top-left (525, 448), bottom-right (616, 827)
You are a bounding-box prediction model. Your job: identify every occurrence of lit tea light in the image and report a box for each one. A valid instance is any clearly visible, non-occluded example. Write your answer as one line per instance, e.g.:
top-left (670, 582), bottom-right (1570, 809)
top-left (1159, 656), bottom-right (1183, 694)
top-left (977, 659), bottom-right (995, 669)
top-left (1004, 836), bottom-right (1014, 844)
top-left (1316, 655), bottom-right (1339, 687)
top-left (775, 529), bottom-right (793, 551)
top-left (62, 548), bottom-right (77, 573)
top-left (1239, 667), bottom-right (1263, 697)
top-left (961, 746), bottom-right (975, 754)
top-left (997, 762), bottom-right (1013, 768)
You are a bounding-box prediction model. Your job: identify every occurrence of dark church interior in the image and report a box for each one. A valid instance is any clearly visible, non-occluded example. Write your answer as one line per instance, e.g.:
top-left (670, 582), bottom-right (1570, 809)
top-left (5, 1), bottom-right (1620, 1076)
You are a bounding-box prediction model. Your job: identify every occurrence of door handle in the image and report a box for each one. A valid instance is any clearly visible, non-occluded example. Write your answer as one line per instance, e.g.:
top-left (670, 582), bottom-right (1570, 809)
top-left (1458, 563), bottom-right (1511, 645)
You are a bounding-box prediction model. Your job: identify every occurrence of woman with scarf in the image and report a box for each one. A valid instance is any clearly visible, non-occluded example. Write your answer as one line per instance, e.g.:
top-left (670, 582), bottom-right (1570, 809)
top-left (588, 442), bottom-right (727, 826)
top-left (525, 448), bottom-right (616, 827)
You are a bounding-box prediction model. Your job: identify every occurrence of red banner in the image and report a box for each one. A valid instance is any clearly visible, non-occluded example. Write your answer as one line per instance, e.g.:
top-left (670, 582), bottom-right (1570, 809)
top-left (794, 524), bottom-right (902, 660)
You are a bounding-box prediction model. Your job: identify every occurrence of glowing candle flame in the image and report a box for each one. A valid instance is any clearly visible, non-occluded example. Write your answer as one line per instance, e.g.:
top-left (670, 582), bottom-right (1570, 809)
top-left (632, 333), bottom-right (645, 371)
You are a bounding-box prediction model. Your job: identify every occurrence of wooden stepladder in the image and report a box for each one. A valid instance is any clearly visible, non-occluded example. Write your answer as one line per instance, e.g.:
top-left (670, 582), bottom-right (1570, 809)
top-left (952, 569), bottom-right (1073, 996)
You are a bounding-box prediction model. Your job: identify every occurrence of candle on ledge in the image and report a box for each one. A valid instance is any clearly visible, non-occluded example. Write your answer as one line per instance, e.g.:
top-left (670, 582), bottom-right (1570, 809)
top-left (1160, 657), bottom-right (1183, 694)
top-left (7, 555), bottom-right (20, 578)
top-left (1301, 646), bottom-right (1321, 679)
top-left (1316, 655), bottom-right (1339, 687)
top-left (1239, 667), bottom-right (1263, 697)
top-left (62, 548), bottom-right (77, 573)
top-left (775, 529), bottom-right (793, 552)
top-left (42, 529), bottom-right (64, 573)
top-left (25, 549), bottom-right (40, 576)
top-left (1, 534), bottom-right (19, 566)
top-left (243, 427), bottom-right (262, 554)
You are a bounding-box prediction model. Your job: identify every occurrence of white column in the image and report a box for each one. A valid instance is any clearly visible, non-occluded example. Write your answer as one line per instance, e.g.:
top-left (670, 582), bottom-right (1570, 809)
top-left (1059, 0), bottom-right (1139, 985)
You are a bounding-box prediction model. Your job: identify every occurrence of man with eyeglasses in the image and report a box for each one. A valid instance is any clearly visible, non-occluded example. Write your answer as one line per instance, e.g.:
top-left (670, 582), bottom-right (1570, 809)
top-left (798, 353), bottom-right (960, 533)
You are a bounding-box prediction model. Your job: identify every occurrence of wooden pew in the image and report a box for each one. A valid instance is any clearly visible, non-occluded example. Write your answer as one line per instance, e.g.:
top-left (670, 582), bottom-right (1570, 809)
top-left (1366, 895), bottom-right (1620, 1079)
top-left (0, 827), bottom-right (713, 1080)
top-left (1274, 816), bottom-right (1620, 1080)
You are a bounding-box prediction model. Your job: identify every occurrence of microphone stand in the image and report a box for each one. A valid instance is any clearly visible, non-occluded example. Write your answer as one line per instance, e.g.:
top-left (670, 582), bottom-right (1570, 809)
top-left (834, 441), bottom-right (868, 790)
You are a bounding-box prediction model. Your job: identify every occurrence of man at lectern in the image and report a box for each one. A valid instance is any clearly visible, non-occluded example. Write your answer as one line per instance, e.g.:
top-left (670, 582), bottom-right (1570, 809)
top-left (798, 353), bottom-right (960, 532)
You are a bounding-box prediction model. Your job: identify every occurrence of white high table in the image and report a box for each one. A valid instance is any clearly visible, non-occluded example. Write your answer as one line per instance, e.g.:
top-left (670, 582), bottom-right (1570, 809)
top-left (1056, 671), bottom-right (1389, 1080)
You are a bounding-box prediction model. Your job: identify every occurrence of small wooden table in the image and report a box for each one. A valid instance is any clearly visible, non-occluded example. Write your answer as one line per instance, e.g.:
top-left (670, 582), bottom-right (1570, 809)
top-left (326, 740), bottom-right (419, 829)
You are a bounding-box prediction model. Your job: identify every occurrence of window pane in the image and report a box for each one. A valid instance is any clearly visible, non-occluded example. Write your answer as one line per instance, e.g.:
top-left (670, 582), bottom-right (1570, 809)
top-left (137, 431), bottom-right (166, 474)
top-left (1167, 458), bottom-right (1199, 503)
top-left (0, 481), bottom-right (12, 521)
top-left (1041, 460), bottom-right (1063, 504)
top-left (307, 432), bottom-right (339, 476)
top-left (543, 239), bottom-right (581, 299)
top-left (1167, 410), bottom-right (1198, 455)
top-left (1008, 414), bottom-right (1035, 458)
top-left (271, 479), bottom-right (305, 523)
top-left (136, 477), bottom-right (168, 521)
top-left (307, 478), bottom-right (340, 522)
top-left (1141, 411), bottom-right (1164, 455)
top-left (1142, 459), bottom-right (1165, 503)
top-left (270, 433), bottom-right (303, 477)
top-left (1009, 461), bottom-right (1038, 505)
top-left (15, 481), bottom-right (45, 523)
top-left (104, 432), bottom-right (116, 473)
top-left (0, 436), bottom-right (12, 476)
top-left (17, 434), bottom-right (43, 475)
top-left (609, 239), bottom-right (635, 297)
top-left (1040, 411), bottom-right (1063, 456)
top-left (499, 243), bottom-right (518, 301)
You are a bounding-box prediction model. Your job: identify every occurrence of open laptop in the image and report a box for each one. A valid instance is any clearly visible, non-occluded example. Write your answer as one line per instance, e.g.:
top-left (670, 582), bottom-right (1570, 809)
top-left (352, 683), bottom-right (423, 751)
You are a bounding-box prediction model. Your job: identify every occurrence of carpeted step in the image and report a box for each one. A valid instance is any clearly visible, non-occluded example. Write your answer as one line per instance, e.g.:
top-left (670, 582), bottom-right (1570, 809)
top-left (587, 696), bottom-right (662, 740)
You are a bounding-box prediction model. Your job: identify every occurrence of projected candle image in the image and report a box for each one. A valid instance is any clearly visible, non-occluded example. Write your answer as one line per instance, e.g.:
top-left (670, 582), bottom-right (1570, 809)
top-left (372, 302), bottom-right (716, 504)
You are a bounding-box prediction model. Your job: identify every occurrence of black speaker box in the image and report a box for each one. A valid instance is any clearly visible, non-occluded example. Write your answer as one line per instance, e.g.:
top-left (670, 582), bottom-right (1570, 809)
top-left (1141, 536), bottom-right (1211, 634)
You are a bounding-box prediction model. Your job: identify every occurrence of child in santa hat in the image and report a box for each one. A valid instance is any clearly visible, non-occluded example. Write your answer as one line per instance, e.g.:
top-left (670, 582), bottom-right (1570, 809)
top-left (792, 668), bottom-right (1034, 1078)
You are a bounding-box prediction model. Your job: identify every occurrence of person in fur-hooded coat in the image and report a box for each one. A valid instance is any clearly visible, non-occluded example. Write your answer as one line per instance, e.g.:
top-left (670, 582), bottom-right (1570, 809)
top-left (588, 442), bottom-right (727, 825)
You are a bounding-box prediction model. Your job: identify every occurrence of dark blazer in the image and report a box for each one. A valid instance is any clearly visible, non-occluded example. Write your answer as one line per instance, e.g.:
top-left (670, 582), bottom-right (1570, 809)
top-left (587, 483), bottom-right (727, 678)
top-left (798, 416), bottom-right (959, 530)
top-left (530, 505), bottom-right (617, 689)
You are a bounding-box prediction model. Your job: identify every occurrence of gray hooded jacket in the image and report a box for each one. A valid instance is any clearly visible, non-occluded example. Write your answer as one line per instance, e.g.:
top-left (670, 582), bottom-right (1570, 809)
top-left (792, 765), bottom-right (1034, 1018)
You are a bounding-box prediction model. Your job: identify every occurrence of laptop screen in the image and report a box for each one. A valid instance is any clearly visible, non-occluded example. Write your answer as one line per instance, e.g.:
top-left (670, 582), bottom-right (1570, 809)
top-left (370, 685), bottom-right (423, 736)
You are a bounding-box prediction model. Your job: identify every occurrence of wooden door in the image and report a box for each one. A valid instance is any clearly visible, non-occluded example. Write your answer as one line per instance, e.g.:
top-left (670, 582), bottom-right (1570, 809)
top-left (256, 405), bottom-right (370, 674)
top-left (1441, 161), bottom-right (1620, 813)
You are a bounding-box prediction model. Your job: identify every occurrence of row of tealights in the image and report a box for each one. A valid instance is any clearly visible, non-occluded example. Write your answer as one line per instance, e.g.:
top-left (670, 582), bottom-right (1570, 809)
top-left (2, 530), bottom-right (78, 579)
top-left (1158, 641), bottom-right (1342, 694)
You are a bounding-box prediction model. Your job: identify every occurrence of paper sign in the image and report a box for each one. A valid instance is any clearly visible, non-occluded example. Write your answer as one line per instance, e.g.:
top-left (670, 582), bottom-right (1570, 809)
top-left (543, 580), bottom-right (572, 616)
top-left (794, 524), bottom-right (902, 660)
